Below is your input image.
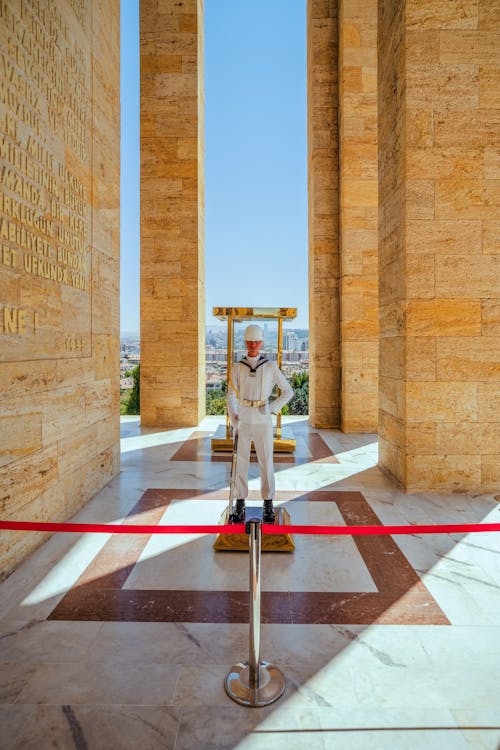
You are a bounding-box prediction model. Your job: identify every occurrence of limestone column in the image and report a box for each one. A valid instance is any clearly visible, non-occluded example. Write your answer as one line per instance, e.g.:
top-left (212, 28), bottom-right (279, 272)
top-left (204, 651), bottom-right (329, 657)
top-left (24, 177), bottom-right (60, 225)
top-left (140, 0), bottom-right (205, 427)
top-left (378, 0), bottom-right (500, 490)
top-left (307, 0), bottom-right (341, 428)
top-left (339, 0), bottom-right (379, 432)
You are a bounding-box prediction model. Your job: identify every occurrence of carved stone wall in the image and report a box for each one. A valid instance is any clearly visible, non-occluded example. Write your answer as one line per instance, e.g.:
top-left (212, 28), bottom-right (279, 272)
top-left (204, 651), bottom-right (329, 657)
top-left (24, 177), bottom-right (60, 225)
top-left (0, 0), bottom-right (120, 579)
top-left (140, 0), bottom-right (205, 427)
top-left (378, 0), bottom-right (500, 490)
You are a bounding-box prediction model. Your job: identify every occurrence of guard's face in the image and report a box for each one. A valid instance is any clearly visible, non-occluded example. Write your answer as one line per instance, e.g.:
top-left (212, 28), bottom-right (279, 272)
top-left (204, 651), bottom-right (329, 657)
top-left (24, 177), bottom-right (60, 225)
top-left (245, 339), bottom-right (263, 357)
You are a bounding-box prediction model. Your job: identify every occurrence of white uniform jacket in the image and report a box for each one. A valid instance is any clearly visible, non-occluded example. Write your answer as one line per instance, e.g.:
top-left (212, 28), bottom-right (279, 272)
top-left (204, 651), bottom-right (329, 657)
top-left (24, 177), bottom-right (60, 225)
top-left (227, 355), bottom-right (293, 427)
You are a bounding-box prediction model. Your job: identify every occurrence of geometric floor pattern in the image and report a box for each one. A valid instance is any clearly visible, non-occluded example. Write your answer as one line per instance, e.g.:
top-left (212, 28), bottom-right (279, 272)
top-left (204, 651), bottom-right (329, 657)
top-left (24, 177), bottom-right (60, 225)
top-left (1, 415), bottom-right (499, 749)
top-left (48, 489), bottom-right (449, 625)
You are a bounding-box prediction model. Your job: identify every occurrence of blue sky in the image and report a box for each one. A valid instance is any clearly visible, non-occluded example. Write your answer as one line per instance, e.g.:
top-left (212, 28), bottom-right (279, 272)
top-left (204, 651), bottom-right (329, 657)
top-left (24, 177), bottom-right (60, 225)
top-left (120, 0), bottom-right (308, 334)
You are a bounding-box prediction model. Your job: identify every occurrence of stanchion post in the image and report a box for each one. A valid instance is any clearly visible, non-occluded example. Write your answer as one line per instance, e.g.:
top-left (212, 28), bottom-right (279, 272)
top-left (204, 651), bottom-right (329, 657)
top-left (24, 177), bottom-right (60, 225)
top-left (224, 519), bottom-right (286, 706)
top-left (248, 518), bottom-right (261, 688)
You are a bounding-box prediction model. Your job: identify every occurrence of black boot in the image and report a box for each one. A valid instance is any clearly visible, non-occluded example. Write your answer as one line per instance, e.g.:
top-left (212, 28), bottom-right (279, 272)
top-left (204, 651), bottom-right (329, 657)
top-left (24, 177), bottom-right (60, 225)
top-left (263, 499), bottom-right (276, 524)
top-left (231, 499), bottom-right (246, 524)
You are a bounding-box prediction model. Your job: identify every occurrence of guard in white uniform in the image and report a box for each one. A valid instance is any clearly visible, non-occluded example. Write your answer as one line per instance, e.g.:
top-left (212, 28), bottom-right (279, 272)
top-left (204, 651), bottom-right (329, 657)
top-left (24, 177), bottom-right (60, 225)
top-left (227, 324), bottom-right (293, 523)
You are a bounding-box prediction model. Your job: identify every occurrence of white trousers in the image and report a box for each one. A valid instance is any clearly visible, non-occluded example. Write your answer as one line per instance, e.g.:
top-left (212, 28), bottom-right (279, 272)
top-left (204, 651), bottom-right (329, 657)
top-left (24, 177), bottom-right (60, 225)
top-left (234, 421), bottom-right (275, 500)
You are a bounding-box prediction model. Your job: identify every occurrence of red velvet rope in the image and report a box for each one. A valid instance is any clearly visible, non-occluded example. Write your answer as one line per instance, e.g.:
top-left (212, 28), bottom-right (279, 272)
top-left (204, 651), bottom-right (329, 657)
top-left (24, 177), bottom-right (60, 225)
top-left (1, 520), bottom-right (499, 536)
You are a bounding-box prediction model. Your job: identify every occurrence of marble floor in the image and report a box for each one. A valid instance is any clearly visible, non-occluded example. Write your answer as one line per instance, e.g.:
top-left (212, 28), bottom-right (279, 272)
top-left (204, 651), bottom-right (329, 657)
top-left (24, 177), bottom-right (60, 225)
top-left (1, 415), bottom-right (499, 749)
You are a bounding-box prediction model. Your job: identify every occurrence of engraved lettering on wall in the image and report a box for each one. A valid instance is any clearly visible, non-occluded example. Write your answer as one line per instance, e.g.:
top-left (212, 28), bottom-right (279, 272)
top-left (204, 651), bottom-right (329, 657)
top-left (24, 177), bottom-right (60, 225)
top-left (0, 0), bottom-right (91, 360)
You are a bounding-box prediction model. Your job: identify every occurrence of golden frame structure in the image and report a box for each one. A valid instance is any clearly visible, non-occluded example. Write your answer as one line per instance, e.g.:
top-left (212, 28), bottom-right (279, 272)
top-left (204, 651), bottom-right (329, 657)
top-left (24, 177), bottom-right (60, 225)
top-left (210, 307), bottom-right (297, 452)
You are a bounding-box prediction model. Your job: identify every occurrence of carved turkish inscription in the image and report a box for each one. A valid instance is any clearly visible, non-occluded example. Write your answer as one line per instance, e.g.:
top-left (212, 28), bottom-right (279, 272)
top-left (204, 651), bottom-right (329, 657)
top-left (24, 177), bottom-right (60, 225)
top-left (0, 0), bottom-right (91, 361)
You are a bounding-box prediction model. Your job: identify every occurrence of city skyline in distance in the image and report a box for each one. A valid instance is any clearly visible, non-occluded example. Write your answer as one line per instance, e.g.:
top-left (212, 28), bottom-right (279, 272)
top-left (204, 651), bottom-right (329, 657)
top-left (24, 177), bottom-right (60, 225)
top-left (121, 325), bottom-right (309, 392)
top-left (121, 323), bottom-right (309, 341)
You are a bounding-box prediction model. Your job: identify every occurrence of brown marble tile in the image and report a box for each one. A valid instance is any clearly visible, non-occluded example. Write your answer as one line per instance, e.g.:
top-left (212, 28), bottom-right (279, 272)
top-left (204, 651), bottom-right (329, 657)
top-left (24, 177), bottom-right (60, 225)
top-left (77, 537), bottom-right (148, 589)
top-left (48, 487), bottom-right (449, 626)
top-left (306, 433), bottom-right (339, 462)
top-left (289, 589), bottom-right (448, 625)
top-left (290, 490), bottom-right (366, 503)
top-left (50, 588), bottom-right (294, 624)
top-left (169, 432), bottom-right (212, 461)
top-left (50, 586), bottom-right (446, 625)
top-left (169, 427), bottom-right (338, 464)
top-left (335, 494), bottom-right (423, 594)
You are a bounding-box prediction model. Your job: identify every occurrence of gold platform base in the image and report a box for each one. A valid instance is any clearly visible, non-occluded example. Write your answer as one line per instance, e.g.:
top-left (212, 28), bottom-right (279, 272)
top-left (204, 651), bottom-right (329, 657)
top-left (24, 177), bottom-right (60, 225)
top-left (210, 424), bottom-right (296, 453)
top-left (213, 506), bottom-right (295, 552)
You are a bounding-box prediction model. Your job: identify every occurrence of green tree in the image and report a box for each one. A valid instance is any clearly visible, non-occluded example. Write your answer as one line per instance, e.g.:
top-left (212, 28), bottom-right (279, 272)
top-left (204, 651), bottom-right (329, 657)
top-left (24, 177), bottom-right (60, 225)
top-left (287, 371), bottom-right (309, 415)
top-left (123, 364), bottom-right (140, 415)
top-left (206, 379), bottom-right (226, 415)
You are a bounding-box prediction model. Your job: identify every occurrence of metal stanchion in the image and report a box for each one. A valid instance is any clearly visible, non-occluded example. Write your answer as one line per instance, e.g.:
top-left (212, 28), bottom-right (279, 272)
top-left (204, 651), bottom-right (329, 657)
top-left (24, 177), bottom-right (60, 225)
top-left (224, 519), bottom-right (286, 706)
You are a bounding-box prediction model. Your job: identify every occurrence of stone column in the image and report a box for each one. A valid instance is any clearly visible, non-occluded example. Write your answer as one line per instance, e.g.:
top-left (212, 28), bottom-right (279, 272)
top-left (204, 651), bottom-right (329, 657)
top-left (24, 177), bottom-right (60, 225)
top-left (140, 0), bottom-right (205, 427)
top-left (378, 0), bottom-right (500, 491)
top-left (339, 0), bottom-right (379, 432)
top-left (307, 0), bottom-right (341, 428)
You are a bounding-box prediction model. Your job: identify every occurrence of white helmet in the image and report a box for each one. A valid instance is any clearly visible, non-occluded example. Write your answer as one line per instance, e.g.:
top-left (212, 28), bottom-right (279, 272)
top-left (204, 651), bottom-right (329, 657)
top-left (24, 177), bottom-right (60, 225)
top-left (244, 324), bottom-right (264, 341)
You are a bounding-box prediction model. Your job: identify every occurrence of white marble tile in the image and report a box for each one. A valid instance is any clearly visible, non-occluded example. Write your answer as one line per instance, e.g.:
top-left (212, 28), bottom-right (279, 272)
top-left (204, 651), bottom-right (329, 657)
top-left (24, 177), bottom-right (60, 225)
top-left (320, 726), bottom-right (469, 750)
top-left (414, 554), bottom-right (498, 625)
top-left (123, 501), bottom-right (376, 593)
top-left (17, 659), bottom-right (180, 706)
top-left (90, 621), bottom-right (247, 666)
top-left (449, 533), bottom-right (500, 573)
top-left (273, 463), bottom-right (369, 492)
top-left (0, 705), bottom-right (27, 748)
top-left (317, 705), bottom-right (459, 729)
top-left (2, 531), bottom-right (113, 621)
top-left (314, 707), bottom-right (472, 750)
top-left (452, 708), bottom-right (500, 750)
top-left (259, 624), bottom-right (365, 670)
top-left (277, 662), bottom-right (358, 710)
top-left (0, 620), bottom-right (101, 663)
top-left (236, 728), bottom-right (327, 750)
top-left (351, 655), bottom-right (500, 711)
top-left (172, 664), bottom-right (228, 706)
top-left (90, 622), bottom-right (362, 674)
top-left (0, 661), bottom-right (37, 704)
top-left (431, 561), bottom-right (500, 623)
top-left (264, 623), bottom-right (500, 713)
top-left (1, 704), bottom-right (181, 750)
top-left (176, 704), bottom-right (327, 750)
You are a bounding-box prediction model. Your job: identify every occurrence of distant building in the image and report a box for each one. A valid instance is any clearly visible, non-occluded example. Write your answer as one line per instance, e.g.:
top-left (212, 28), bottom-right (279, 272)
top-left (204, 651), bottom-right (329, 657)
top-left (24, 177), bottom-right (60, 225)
top-left (206, 347), bottom-right (227, 363)
top-left (283, 332), bottom-right (299, 351)
top-left (206, 372), bottom-right (224, 390)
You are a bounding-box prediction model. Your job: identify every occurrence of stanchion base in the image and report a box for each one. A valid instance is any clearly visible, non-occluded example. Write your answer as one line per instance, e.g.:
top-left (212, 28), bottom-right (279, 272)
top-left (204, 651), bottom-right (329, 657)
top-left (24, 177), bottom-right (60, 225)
top-left (225, 661), bottom-right (286, 707)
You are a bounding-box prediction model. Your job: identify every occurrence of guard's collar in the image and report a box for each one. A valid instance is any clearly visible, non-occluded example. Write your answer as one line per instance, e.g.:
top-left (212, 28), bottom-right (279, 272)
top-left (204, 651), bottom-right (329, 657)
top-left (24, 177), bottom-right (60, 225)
top-left (240, 354), bottom-right (268, 372)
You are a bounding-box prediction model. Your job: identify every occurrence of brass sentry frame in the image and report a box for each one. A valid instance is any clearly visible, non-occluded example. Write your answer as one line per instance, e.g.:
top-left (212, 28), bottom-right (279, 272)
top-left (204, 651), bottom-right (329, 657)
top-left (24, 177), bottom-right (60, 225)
top-left (210, 307), bottom-right (297, 452)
